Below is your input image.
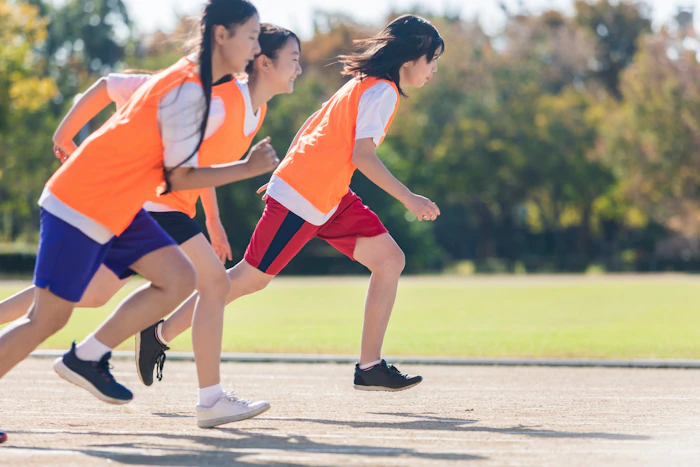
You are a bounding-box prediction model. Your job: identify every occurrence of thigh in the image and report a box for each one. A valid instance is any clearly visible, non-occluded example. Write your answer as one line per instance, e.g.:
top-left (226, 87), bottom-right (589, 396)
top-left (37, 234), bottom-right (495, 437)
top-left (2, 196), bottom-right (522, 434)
top-left (128, 244), bottom-right (193, 288)
top-left (244, 197), bottom-right (318, 275)
top-left (317, 192), bottom-right (388, 261)
top-left (76, 265), bottom-right (130, 308)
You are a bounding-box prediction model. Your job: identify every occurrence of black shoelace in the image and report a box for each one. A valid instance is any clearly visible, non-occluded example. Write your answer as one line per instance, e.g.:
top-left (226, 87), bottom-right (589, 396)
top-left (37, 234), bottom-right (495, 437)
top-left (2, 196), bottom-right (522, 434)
top-left (155, 350), bottom-right (167, 382)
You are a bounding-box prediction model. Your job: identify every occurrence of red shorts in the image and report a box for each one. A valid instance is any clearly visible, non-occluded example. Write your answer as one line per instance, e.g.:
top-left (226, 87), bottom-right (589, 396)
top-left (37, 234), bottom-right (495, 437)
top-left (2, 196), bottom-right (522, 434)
top-left (244, 190), bottom-right (388, 275)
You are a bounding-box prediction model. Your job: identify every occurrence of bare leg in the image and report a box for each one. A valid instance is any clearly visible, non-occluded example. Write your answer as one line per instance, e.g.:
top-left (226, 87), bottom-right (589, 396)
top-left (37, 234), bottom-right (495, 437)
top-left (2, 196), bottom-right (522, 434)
top-left (0, 266), bottom-right (128, 325)
top-left (174, 234), bottom-right (231, 388)
top-left (0, 287), bottom-right (34, 325)
top-left (93, 246), bottom-right (196, 349)
top-left (160, 259), bottom-right (273, 343)
top-left (0, 287), bottom-right (74, 378)
top-left (352, 233), bottom-right (406, 365)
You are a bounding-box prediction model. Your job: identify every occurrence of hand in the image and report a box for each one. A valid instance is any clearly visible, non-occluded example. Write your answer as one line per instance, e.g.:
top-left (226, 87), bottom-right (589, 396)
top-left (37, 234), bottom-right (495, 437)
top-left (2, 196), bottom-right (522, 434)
top-left (206, 218), bottom-right (232, 264)
top-left (245, 137), bottom-right (279, 177)
top-left (402, 193), bottom-right (440, 222)
top-left (256, 183), bottom-right (269, 201)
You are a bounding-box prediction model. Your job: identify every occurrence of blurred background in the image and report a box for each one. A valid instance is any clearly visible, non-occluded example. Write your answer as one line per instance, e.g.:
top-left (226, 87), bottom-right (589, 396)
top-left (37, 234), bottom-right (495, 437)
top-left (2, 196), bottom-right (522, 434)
top-left (2, 0), bottom-right (700, 276)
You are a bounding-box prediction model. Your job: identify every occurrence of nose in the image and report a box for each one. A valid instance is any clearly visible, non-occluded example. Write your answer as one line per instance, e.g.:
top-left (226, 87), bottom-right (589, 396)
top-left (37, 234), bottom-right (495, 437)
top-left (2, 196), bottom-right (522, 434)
top-left (253, 40), bottom-right (261, 56)
top-left (297, 63), bottom-right (303, 76)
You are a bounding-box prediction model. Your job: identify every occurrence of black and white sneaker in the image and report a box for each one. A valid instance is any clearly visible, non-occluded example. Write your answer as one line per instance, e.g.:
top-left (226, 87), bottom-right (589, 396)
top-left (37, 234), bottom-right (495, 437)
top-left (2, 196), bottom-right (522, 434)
top-left (53, 342), bottom-right (133, 404)
top-left (353, 360), bottom-right (423, 391)
top-left (136, 319), bottom-right (169, 386)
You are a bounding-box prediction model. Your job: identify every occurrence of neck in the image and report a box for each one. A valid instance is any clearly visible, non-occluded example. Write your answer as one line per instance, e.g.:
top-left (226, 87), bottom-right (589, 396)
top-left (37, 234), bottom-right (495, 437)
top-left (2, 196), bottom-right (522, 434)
top-left (211, 57), bottom-right (228, 87)
top-left (247, 73), bottom-right (276, 111)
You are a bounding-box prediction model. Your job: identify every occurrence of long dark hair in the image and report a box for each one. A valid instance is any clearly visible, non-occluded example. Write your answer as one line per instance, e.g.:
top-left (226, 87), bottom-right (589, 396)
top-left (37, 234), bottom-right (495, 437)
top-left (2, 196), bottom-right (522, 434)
top-left (245, 23), bottom-right (301, 75)
top-left (339, 15), bottom-right (444, 97)
top-left (161, 0), bottom-right (258, 195)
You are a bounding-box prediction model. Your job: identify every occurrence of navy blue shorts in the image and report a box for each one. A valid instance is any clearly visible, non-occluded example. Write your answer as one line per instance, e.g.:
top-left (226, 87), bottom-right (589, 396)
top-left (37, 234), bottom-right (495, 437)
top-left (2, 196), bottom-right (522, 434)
top-left (148, 211), bottom-right (202, 245)
top-left (33, 209), bottom-right (176, 302)
top-left (119, 211), bottom-right (203, 278)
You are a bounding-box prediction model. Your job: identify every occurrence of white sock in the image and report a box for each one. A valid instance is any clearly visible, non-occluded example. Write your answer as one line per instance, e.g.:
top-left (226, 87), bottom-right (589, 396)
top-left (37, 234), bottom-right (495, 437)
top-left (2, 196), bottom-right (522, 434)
top-left (75, 334), bottom-right (112, 362)
top-left (155, 322), bottom-right (170, 345)
top-left (198, 383), bottom-right (224, 408)
top-left (359, 359), bottom-right (382, 371)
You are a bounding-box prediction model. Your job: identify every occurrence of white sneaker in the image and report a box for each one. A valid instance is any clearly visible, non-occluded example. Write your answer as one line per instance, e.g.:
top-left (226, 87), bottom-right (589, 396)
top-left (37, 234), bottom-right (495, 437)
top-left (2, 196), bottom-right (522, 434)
top-left (196, 392), bottom-right (270, 428)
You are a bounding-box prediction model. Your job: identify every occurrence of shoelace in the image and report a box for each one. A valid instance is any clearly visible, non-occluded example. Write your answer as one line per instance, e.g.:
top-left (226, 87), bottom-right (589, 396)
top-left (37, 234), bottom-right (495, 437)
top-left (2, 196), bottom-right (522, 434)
top-left (95, 357), bottom-right (115, 382)
top-left (155, 350), bottom-right (167, 382)
top-left (387, 364), bottom-right (408, 379)
top-left (224, 391), bottom-right (252, 406)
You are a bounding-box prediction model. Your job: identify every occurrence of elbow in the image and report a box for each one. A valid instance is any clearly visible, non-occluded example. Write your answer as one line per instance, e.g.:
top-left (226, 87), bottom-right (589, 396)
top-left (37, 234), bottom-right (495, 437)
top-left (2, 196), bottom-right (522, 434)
top-left (165, 168), bottom-right (189, 192)
top-left (351, 149), bottom-right (365, 168)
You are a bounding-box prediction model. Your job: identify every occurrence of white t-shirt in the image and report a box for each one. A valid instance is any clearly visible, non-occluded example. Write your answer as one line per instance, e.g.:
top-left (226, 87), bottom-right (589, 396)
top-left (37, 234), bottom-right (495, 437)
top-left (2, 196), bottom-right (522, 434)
top-left (105, 73), bottom-right (150, 109)
top-left (237, 79), bottom-right (262, 137)
top-left (266, 81), bottom-right (398, 226)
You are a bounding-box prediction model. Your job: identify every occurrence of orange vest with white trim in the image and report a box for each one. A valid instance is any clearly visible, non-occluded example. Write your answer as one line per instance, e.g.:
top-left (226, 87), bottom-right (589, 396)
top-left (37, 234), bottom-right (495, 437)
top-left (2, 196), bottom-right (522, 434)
top-left (274, 77), bottom-right (400, 214)
top-left (46, 57), bottom-right (200, 235)
top-left (150, 81), bottom-right (268, 218)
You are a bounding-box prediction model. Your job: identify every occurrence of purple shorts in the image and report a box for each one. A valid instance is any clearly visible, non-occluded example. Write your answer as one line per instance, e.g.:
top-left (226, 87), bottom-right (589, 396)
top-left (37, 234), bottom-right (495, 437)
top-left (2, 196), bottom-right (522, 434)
top-left (34, 209), bottom-right (175, 302)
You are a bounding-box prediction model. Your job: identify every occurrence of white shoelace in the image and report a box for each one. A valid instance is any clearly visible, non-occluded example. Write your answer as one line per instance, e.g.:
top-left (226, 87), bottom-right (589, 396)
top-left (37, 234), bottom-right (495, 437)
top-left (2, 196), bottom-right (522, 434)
top-left (223, 391), bottom-right (252, 406)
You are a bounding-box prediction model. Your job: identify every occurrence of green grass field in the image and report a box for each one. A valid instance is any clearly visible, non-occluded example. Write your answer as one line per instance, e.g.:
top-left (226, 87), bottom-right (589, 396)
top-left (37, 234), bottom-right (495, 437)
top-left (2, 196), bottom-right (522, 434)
top-left (1, 275), bottom-right (699, 359)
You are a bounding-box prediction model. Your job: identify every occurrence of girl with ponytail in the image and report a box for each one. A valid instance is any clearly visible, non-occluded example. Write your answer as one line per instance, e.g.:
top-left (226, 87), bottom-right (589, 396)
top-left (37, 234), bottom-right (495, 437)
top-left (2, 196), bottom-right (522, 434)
top-left (154, 14), bottom-right (445, 394)
top-left (0, 0), bottom-right (281, 431)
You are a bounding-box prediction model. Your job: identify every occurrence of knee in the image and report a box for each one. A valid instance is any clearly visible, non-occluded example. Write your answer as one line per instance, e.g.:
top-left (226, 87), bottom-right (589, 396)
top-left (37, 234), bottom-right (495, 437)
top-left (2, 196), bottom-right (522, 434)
top-left (198, 268), bottom-right (231, 301)
top-left (162, 264), bottom-right (197, 302)
top-left (371, 247), bottom-right (406, 276)
top-left (80, 291), bottom-right (112, 308)
top-left (32, 309), bottom-right (71, 337)
top-left (178, 266), bottom-right (198, 299)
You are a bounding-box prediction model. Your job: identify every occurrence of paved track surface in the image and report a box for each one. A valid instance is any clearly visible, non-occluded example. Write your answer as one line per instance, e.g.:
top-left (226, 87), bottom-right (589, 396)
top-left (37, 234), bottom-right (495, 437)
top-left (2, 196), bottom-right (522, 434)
top-left (1, 359), bottom-right (699, 466)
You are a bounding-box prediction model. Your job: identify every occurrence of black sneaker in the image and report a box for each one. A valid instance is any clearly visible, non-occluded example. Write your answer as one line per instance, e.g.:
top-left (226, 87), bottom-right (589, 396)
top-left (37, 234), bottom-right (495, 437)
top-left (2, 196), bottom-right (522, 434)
top-left (53, 342), bottom-right (133, 404)
top-left (0, 430), bottom-right (6, 444)
top-left (136, 319), bottom-right (169, 386)
top-left (353, 360), bottom-right (423, 391)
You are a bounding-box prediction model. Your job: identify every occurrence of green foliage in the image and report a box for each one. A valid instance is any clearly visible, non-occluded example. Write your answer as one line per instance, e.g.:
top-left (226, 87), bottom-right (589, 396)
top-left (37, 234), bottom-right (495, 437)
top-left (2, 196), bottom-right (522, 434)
top-left (0, 1), bottom-right (696, 272)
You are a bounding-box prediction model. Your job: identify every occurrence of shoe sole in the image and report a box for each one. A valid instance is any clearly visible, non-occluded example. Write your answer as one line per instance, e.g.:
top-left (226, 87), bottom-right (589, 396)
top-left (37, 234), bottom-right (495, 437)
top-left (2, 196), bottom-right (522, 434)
top-left (134, 331), bottom-right (151, 387)
top-left (353, 380), bottom-right (422, 392)
top-left (197, 402), bottom-right (271, 429)
top-left (53, 358), bottom-right (132, 405)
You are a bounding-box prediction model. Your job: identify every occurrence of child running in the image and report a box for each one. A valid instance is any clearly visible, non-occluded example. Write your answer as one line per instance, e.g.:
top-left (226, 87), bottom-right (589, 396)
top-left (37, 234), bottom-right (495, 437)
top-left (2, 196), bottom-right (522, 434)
top-left (137, 14), bottom-right (444, 392)
top-left (0, 24), bottom-right (302, 427)
top-left (0, 0), bottom-right (279, 435)
top-left (0, 24), bottom-right (302, 329)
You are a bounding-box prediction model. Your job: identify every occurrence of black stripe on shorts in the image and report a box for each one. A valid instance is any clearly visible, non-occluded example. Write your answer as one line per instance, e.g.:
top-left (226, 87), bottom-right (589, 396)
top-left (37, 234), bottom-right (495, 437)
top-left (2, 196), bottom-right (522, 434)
top-left (258, 211), bottom-right (306, 273)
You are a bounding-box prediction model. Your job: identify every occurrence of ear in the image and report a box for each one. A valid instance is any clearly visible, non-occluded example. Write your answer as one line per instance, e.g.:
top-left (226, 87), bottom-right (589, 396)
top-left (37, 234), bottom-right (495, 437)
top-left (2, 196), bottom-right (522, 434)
top-left (259, 55), bottom-right (272, 72)
top-left (212, 25), bottom-right (229, 46)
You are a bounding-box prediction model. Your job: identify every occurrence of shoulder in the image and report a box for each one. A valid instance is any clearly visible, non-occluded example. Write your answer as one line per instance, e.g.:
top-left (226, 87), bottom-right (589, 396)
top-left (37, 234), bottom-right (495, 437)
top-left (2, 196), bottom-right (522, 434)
top-left (160, 81), bottom-right (205, 107)
top-left (359, 80), bottom-right (398, 109)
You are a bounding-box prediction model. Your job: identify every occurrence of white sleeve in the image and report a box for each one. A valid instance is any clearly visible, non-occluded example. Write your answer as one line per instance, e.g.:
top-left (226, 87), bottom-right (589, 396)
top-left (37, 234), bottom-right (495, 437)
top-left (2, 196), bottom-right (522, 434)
top-left (105, 73), bottom-right (150, 108)
top-left (355, 82), bottom-right (398, 147)
top-left (157, 82), bottom-right (226, 168)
